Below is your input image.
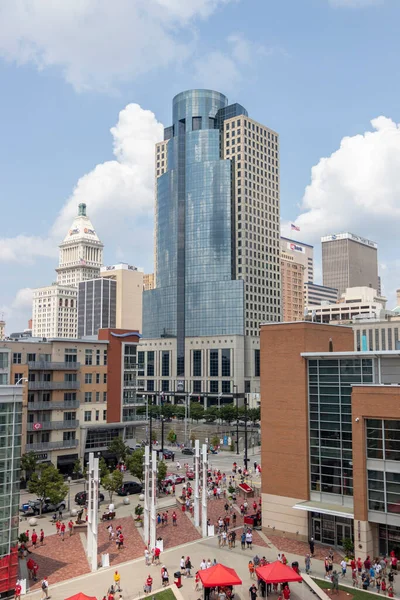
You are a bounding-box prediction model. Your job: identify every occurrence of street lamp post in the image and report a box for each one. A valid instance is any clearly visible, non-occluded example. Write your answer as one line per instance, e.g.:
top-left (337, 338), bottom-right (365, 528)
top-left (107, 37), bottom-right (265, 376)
top-left (161, 416), bottom-right (165, 451)
top-left (244, 397), bottom-right (248, 470)
top-left (67, 476), bottom-right (72, 512)
top-left (233, 384), bottom-right (239, 455)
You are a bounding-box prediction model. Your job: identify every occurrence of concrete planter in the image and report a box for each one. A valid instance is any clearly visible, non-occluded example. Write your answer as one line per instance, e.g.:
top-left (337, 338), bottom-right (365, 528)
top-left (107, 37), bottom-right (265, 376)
top-left (123, 497), bottom-right (130, 505)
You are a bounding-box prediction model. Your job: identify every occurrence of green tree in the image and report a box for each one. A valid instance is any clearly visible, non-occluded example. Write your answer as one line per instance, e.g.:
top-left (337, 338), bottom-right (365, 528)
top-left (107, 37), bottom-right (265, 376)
top-left (21, 452), bottom-right (38, 481)
top-left (167, 429), bottom-right (176, 444)
top-left (99, 456), bottom-right (110, 480)
top-left (28, 464), bottom-right (69, 515)
top-left (190, 403), bottom-right (204, 422)
top-left (108, 436), bottom-right (129, 463)
top-left (157, 460), bottom-right (167, 485)
top-left (162, 404), bottom-right (174, 418)
top-left (220, 405), bottom-right (236, 423)
top-left (72, 459), bottom-right (82, 478)
top-left (101, 469), bottom-right (124, 502)
top-left (204, 407), bottom-right (218, 423)
top-left (173, 405), bottom-right (185, 419)
top-left (211, 435), bottom-right (220, 448)
top-left (126, 449), bottom-right (144, 482)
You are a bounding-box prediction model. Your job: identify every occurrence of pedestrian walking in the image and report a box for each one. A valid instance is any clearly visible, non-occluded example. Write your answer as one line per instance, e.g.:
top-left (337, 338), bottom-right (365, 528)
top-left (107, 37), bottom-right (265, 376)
top-left (32, 562), bottom-right (39, 582)
top-left (248, 561), bottom-right (255, 579)
top-left (185, 556), bottom-right (192, 577)
top-left (113, 570), bottom-right (121, 592)
top-left (154, 546), bottom-right (161, 565)
top-left (107, 524), bottom-right (113, 540)
top-left (340, 559), bottom-right (347, 578)
top-left (200, 559), bottom-right (207, 570)
top-left (232, 513), bottom-right (236, 527)
top-left (68, 519), bottom-right (74, 536)
top-left (60, 522), bottom-right (66, 541)
top-left (161, 566), bottom-right (169, 586)
top-left (309, 537), bottom-right (315, 557)
top-left (180, 556), bottom-right (185, 574)
top-left (249, 584), bottom-right (258, 600)
top-left (15, 582), bottom-right (22, 600)
top-left (241, 531), bottom-right (246, 550)
top-left (305, 554), bottom-right (311, 575)
top-left (246, 530), bottom-right (253, 549)
top-left (25, 530), bottom-right (30, 543)
top-left (172, 511), bottom-right (177, 526)
top-left (231, 530), bottom-right (236, 548)
top-left (41, 578), bottom-right (49, 600)
top-left (144, 547), bottom-right (150, 566)
top-left (31, 530), bottom-right (38, 549)
top-left (195, 572), bottom-right (201, 591)
top-left (144, 575), bottom-right (153, 594)
top-left (40, 529), bottom-right (45, 545)
top-left (55, 520), bottom-right (61, 535)
top-left (116, 532), bottom-right (124, 550)
top-left (58, 508), bottom-right (63, 520)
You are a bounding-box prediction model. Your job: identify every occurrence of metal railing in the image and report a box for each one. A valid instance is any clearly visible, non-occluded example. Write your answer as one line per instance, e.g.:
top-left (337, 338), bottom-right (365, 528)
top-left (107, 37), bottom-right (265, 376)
top-left (28, 361), bottom-right (80, 370)
top-left (27, 401), bottom-right (80, 411)
top-left (28, 381), bottom-right (80, 390)
top-left (25, 439), bottom-right (79, 451)
top-left (27, 420), bottom-right (79, 431)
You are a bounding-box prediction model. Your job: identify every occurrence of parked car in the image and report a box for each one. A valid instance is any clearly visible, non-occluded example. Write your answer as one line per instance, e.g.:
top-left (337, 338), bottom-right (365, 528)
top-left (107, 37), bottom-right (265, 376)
top-left (74, 491), bottom-right (105, 506)
top-left (162, 473), bottom-right (186, 485)
top-left (117, 481), bottom-right (143, 496)
top-left (157, 448), bottom-right (174, 460)
top-left (20, 498), bottom-right (66, 515)
top-left (186, 469), bottom-right (194, 480)
top-left (182, 447), bottom-right (195, 456)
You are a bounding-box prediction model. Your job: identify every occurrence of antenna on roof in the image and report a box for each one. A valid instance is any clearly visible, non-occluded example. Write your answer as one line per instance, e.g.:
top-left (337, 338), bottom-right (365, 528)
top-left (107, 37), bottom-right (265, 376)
top-left (78, 203), bottom-right (87, 217)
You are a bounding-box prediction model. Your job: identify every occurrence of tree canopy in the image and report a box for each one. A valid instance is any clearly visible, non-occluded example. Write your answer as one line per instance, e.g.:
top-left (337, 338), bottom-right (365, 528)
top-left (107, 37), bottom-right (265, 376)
top-left (108, 436), bottom-right (129, 463)
top-left (101, 469), bottom-right (124, 502)
top-left (28, 464), bottom-right (68, 514)
top-left (126, 449), bottom-right (144, 482)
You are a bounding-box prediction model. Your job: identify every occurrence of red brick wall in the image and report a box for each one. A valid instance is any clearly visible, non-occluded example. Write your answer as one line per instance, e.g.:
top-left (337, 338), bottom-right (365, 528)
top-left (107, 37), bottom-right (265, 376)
top-left (260, 322), bottom-right (353, 500)
top-left (98, 329), bottom-right (140, 423)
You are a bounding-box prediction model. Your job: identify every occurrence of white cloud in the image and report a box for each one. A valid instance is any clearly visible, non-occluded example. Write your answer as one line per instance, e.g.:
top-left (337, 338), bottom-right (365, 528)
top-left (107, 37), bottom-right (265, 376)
top-left (0, 103), bottom-right (163, 265)
top-left (194, 34), bottom-right (285, 92)
top-left (0, 0), bottom-right (234, 92)
top-left (329, 0), bottom-right (382, 7)
top-left (283, 116), bottom-right (400, 304)
top-left (0, 288), bottom-right (33, 334)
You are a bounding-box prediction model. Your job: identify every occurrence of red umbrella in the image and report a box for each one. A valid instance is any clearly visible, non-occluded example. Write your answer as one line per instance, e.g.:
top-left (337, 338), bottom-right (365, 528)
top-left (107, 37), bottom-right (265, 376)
top-left (256, 561), bottom-right (302, 583)
top-left (199, 564), bottom-right (242, 588)
top-left (65, 594), bottom-right (97, 600)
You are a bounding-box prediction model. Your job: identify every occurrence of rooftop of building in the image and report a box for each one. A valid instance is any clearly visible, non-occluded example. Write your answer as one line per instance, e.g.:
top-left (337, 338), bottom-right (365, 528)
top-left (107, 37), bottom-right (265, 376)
top-left (101, 263), bottom-right (144, 273)
top-left (61, 203), bottom-right (103, 246)
top-left (321, 231), bottom-right (377, 248)
top-left (280, 236), bottom-right (314, 248)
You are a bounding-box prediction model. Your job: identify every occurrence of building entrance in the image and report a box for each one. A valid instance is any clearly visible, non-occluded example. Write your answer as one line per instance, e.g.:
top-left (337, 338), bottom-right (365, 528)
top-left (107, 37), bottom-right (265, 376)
top-left (310, 512), bottom-right (353, 548)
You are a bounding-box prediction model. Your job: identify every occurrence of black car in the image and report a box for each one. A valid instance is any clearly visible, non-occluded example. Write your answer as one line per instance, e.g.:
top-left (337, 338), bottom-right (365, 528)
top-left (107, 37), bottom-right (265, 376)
top-left (157, 448), bottom-right (174, 460)
top-left (117, 481), bottom-right (143, 496)
top-left (182, 447), bottom-right (195, 455)
top-left (74, 490), bottom-right (105, 506)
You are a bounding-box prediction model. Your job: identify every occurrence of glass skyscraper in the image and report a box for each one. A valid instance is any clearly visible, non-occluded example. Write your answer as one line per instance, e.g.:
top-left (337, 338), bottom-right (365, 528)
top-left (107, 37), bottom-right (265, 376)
top-left (143, 89), bottom-right (280, 378)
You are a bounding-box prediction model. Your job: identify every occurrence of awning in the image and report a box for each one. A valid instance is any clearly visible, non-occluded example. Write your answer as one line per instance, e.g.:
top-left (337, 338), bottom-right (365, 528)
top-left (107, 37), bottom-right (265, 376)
top-left (198, 564), bottom-right (242, 588)
top-left (293, 500), bottom-right (354, 519)
top-left (256, 562), bottom-right (302, 584)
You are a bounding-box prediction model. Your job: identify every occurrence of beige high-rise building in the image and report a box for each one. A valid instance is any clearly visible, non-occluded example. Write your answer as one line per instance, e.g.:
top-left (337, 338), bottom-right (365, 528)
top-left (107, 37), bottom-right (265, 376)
top-left (221, 113), bottom-right (281, 334)
top-left (143, 273), bottom-right (155, 291)
top-left (322, 232), bottom-right (378, 297)
top-left (32, 204), bottom-right (103, 339)
top-left (281, 251), bottom-right (305, 322)
top-left (280, 237), bottom-right (314, 283)
top-left (0, 320), bottom-right (5, 340)
top-left (101, 263), bottom-right (143, 331)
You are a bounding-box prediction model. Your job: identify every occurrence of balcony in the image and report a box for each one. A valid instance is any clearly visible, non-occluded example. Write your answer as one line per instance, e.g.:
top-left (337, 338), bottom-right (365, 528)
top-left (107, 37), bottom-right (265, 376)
top-left (124, 362), bottom-right (139, 371)
top-left (27, 420), bottom-right (79, 432)
top-left (27, 401), bottom-right (80, 411)
top-left (28, 361), bottom-right (80, 370)
top-left (25, 439), bottom-right (79, 452)
top-left (28, 381), bottom-right (80, 391)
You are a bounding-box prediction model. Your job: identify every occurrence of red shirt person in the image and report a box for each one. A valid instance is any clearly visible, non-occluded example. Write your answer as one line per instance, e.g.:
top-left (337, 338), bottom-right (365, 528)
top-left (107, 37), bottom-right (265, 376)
top-left (15, 583), bottom-right (22, 600)
top-left (31, 531), bottom-right (38, 547)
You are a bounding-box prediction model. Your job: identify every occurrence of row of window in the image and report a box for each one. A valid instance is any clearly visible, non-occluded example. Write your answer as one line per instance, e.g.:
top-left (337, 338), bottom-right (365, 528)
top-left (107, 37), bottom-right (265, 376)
top-left (84, 391), bottom-right (107, 403)
top-left (84, 409), bottom-right (106, 422)
top-left (12, 349), bottom-right (108, 366)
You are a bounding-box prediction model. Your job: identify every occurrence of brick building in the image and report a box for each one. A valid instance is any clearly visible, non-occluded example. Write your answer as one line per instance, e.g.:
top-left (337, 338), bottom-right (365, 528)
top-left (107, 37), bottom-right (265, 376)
top-left (260, 321), bottom-right (400, 558)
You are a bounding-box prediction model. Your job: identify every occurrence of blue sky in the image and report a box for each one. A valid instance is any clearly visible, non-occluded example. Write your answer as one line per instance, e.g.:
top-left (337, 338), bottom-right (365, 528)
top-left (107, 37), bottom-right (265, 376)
top-left (1, 0), bottom-right (400, 332)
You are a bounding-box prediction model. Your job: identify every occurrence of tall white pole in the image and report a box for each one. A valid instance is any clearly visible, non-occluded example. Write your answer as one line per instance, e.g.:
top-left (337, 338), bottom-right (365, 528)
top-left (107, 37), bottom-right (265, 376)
top-left (150, 450), bottom-right (157, 551)
top-left (184, 393), bottom-right (187, 444)
top-left (194, 439), bottom-right (200, 527)
top-left (201, 443), bottom-right (208, 537)
top-left (144, 446), bottom-right (150, 547)
top-left (87, 452), bottom-right (93, 559)
top-left (91, 457), bottom-right (99, 572)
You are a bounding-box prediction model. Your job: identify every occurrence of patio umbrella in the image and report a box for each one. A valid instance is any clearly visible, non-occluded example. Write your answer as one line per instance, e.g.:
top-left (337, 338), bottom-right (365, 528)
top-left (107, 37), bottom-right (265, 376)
top-left (256, 561), bottom-right (302, 583)
top-left (65, 593), bottom-right (97, 600)
top-left (199, 564), bottom-right (242, 587)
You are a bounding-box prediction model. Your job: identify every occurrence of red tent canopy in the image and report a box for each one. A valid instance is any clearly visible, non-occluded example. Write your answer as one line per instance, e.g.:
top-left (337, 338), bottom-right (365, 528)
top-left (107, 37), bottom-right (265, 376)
top-left (256, 561), bottom-right (302, 584)
top-left (199, 564), bottom-right (242, 588)
top-left (65, 593), bottom-right (97, 600)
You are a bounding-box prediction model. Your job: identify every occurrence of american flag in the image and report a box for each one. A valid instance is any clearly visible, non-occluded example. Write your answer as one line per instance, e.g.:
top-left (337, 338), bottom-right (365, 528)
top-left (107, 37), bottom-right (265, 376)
top-left (79, 258), bottom-right (86, 265)
top-left (291, 223), bottom-right (300, 231)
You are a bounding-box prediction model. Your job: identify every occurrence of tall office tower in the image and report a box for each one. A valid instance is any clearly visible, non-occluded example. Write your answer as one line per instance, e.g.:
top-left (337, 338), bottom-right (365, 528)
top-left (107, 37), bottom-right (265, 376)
top-left (100, 263), bottom-right (144, 331)
top-left (281, 250), bottom-right (305, 322)
top-left (56, 203), bottom-right (103, 286)
top-left (78, 278), bottom-right (116, 337)
top-left (280, 237), bottom-right (313, 283)
top-left (32, 204), bottom-right (103, 338)
top-left (322, 232), bottom-right (378, 297)
top-left (143, 89), bottom-right (280, 380)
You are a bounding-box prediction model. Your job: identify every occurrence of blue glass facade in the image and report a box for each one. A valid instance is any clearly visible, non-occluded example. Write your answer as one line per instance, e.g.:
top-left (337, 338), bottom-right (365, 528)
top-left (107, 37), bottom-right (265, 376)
top-left (143, 90), bottom-right (246, 375)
